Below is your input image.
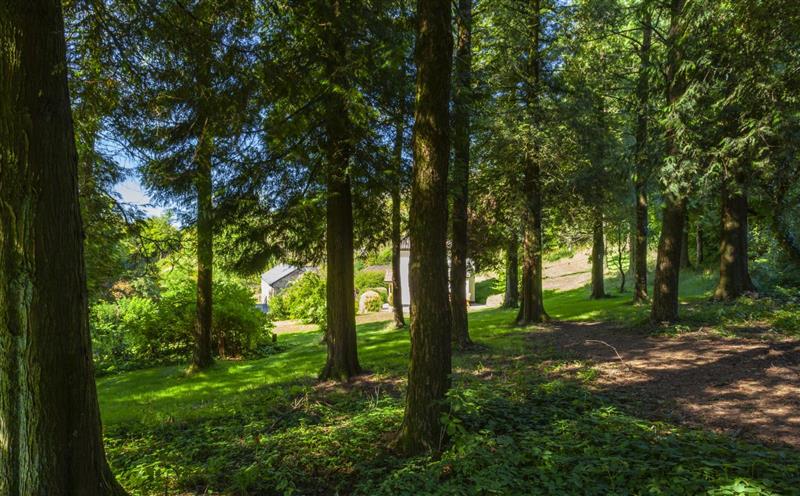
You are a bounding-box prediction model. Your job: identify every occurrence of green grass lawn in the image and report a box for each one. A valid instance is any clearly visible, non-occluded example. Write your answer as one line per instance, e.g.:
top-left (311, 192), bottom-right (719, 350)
top-left (100, 270), bottom-right (800, 495)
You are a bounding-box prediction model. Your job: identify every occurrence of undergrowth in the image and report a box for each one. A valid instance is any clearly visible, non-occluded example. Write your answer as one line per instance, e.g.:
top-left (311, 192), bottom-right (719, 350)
top-left (102, 305), bottom-right (800, 495)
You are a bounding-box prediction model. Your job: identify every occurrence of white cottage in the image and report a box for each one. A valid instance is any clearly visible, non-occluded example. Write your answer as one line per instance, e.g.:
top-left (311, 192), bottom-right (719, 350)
top-left (259, 264), bottom-right (311, 304)
top-left (384, 238), bottom-right (476, 306)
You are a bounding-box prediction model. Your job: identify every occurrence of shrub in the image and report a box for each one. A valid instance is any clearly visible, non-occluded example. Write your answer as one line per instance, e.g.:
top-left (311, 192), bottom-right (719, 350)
top-left (90, 295), bottom-right (182, 374)
top-left (90, 272), bottom-right (274, 374)
top-left (354, 269), bottom-right (386, 294)
top-left (369, 286), bottom-right (388, 303)
top-left (360, 291), bottom-right (383, 313)
top-left (269, 271), bottom-right (327, 330)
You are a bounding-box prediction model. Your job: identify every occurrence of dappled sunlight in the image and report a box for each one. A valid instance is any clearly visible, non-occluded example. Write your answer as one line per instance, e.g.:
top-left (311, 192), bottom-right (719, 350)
top-left (98, 303), bottom-right (800, 494)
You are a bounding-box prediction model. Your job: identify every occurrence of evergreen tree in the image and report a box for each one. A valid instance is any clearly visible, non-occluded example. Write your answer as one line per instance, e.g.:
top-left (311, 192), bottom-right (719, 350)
top-left (102, 0), bottom-right (259, 368)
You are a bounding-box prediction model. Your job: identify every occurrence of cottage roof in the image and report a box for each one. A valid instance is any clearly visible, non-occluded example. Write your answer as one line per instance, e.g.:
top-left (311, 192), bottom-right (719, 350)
top-left (261, 264), bottom-right (300, 285)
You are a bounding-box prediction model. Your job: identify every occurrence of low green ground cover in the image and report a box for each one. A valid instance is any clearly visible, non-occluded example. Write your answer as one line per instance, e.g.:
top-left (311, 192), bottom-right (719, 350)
top-left (100, 270), bottom-right (800, 495)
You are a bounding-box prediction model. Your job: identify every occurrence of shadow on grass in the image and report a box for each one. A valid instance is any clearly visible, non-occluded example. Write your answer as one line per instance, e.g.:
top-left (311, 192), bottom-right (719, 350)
top-left (104, 318), bottom-right (800, 495)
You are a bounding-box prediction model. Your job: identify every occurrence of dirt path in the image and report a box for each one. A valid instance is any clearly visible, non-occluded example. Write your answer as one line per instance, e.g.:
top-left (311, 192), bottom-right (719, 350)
top-left (542, 249), bottom-right (594, 292)
top-left (528, 321), bottom-right (800, 448)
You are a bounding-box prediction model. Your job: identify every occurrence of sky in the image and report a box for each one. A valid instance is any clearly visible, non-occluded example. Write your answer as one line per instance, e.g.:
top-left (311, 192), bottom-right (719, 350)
top-left (114, 176), bottom-right (165, 218)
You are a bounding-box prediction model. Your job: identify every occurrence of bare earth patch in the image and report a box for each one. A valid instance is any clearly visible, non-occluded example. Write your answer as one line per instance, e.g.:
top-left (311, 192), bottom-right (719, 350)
top-left (542, 249), bottom-right (594, 292)
top-left (527, 321), bottom-right (800, 448)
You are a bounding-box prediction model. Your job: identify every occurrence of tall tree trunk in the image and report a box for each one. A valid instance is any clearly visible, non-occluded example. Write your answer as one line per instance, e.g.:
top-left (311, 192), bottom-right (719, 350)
top-left (651, 0), bottom-right (686, 323)
top-left (323, 172), bottom-right (361, 380)
top-left (696, 221), bottom-right (704, 265)
top-left (193, 123), bottom-right (214, 371)
top-left (450, 0), bottom-right (472, 349)
top-left (391, 114), bottom-right (406, 329)
top-left (320, 0), bottom-right (361, 381)
top-left (680, 212), bottom-right (692, 269)
top-left (713, 170), bottom-right (755, 300)
top-left (396, 0), bottom-right (453, 455)
top-left (633, 0), bottom-right (652, 304)
top-left (503, 232), bottom-right (520, 308)
top-left (590, 212), bottom-right (606, 299)
top-left (0, 1), bottom-right (126, 493)
top-left (628, 215), bottom-right (636, 284)
top-left (652, 199), bottom-right (686, 321)
top-left (517, 0), bottom-right (548, 325)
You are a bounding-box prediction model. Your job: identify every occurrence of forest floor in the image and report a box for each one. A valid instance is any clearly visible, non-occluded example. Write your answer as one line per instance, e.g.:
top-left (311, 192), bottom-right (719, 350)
top-left (527, 320), bottom-right (800, 448)
top-left (98, 264), bottom-right (800, 495)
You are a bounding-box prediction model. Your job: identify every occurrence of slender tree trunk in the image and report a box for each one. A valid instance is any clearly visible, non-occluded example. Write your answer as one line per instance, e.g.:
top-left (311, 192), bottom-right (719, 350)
top-left (618, 225), bottom-right (627, 293)
top-left (0, 1), bottom-right (126, 493)
top-left (396, 0), bottom-right (453, 455)
top-left (503, 232), bottom-right (519, 308)
top-left (320, 0), bottom-right (361, 381)
top-left (517, 0), bottom-right (548, 325)
top-left (768, 158), bottom-right (800, 266)
top-left (450, 0), bottom-right (472, 349)
top-left (391, 115), bottom-right (406, 329)
top-left (590, 212), bottom-right (606, 299)
top-left (628, 216), bottom-right (636, 283)
top-left (713, 170), bottom-right (755, 300)
top-left (651, 0), bottom-right (686, 323)
top-left (192, 123), bottom-right (214, 371)
top-left (770, 213), bottom-right (800, 266)
top-left (633, 1), bottom-right (652, 304)
top-left (696, 221), bottom-right (704, 265)
top-left (680, 212), bottom-right (692, 269)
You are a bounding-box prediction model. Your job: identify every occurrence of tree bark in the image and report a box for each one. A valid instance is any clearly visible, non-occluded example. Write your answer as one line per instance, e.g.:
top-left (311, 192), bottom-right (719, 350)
top-left (713, 170), bottom-right (755, 300)
top-left (633, 1), bottom-right (651, 304)
top-left (320, 0), bottom-right (361, 381)
top-left (396, 0), bottom-right (453, 455)
top-left (192, 122), bottom-right (214, 371)
top-left (450, 0), bottom-right (472, 349)
top-left (651, 0), bottom-right (686, 323)
top-left (680, 211), bottom-right (692, 269)
top-left (696, 221), bottom-right (704, 265)
top-left (652, 198), bottom-right (686, 321)
top-left (0, 1), bottom-right (126, 493)
top-left (503, 232), bottom-right (520, 308)
top-left (391, 113), bottom-right (406, 329)
top-left (590, 212), bottom-right (606, 299)
top-left (628, 216), bottom-right (636, 284)
top-left (517, 0), bottom-right (548, 325)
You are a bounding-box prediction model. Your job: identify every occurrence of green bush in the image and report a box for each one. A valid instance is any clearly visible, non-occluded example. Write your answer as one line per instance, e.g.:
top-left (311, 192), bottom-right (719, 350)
top-left (91, 296), bottom-right (162, 374)
top-left (360, 291), bottom-right (383, 313)
top-left (354, 269), bottom-right (386, 294)
top-left (370, 286), bottom-right (388, 303)
top-left (268, 271), bottom-right (327, 330)
top-left (90, 273), bottom-right (274, 374)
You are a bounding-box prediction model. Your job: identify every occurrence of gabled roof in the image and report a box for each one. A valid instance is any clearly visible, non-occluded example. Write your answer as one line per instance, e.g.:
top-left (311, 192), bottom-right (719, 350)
top-left (261, 264), bottom-right (301, 285)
